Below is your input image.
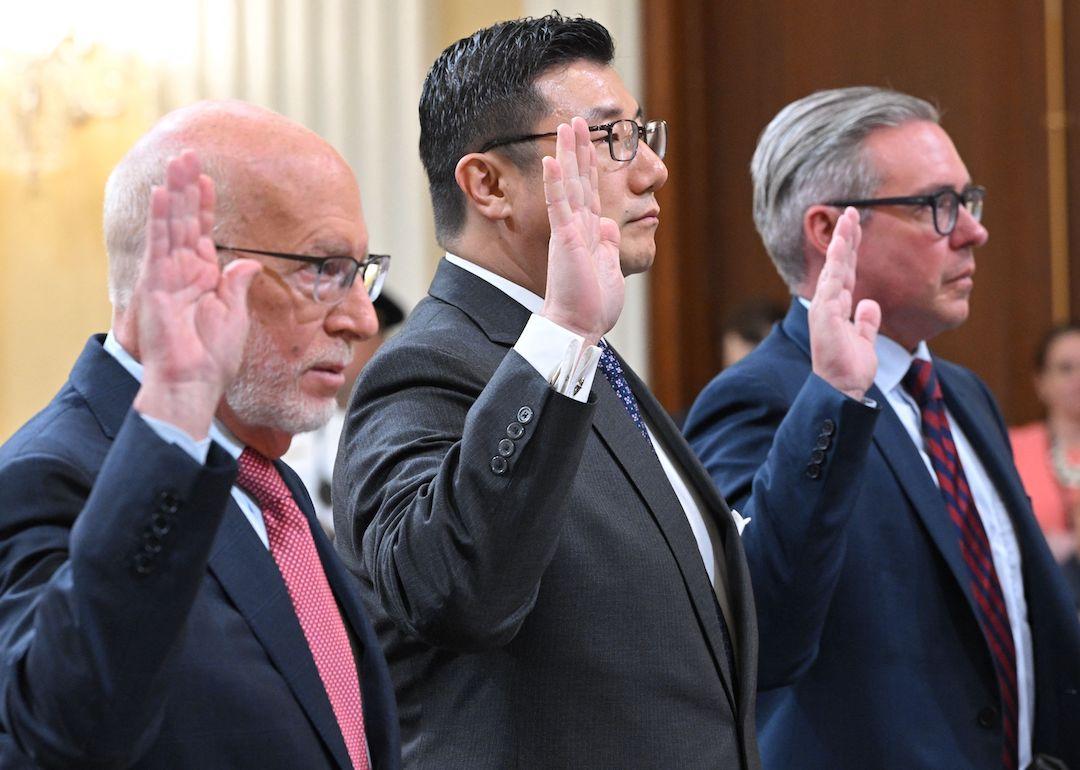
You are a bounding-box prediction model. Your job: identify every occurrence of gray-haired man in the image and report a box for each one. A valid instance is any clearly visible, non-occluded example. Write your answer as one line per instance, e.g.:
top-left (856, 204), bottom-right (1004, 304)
top-left (685, 86), bottom-right (1080, 770)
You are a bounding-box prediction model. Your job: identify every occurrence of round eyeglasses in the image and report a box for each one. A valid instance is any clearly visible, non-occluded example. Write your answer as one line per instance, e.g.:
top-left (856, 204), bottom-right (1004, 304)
top-left (825, 185), bottom-right (986, 237)
top-left (479, 118), bottom-right (668, 163)
top-left (215, 245), bottom-right (390, 304)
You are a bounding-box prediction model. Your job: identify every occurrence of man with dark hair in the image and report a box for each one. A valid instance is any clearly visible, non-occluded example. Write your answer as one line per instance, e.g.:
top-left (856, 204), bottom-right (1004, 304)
top-left (334, 14), bottom-right (760, 768)
top-left (0, 102), bottom-right (399, 768)
top-left (685, 86), bottom-right (1080, 769)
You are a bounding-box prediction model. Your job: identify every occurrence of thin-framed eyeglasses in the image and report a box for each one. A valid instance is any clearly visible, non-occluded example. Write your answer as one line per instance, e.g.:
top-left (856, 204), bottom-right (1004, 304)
top-left (478, 118), bottom-right (668, 163)
top-left (215, 244), bottom-right (390, 304)
top-left (825, 185), bottom-right (986, 237)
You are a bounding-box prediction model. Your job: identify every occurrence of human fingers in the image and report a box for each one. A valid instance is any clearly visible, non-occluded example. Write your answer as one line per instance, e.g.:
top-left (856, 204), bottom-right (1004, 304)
top-left (853, 298), bottom-right (881, 342)
top-left (543, 154), bottom-right (573, 231)
top-left (556, 122), bottom-right (584, 210)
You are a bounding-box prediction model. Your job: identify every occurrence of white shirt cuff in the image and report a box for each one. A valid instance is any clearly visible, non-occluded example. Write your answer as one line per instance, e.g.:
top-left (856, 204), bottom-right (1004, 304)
top-left (140, 413), bottom-right (212, 464)
top-left (515, 314), bottom-right (601, 403)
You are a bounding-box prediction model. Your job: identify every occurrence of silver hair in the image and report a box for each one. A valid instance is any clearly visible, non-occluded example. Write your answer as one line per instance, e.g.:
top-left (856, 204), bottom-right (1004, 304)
top-left (103, 135), bottom-right (236, 312)
top-left (750, 86), bottom-right (939, 289)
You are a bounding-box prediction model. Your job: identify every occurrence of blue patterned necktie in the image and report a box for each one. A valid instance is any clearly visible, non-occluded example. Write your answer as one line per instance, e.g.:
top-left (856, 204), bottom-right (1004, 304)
top-left (598, 340), bottom-right (653, 449)
top-left (902, 359), bottom-right (1017, 770)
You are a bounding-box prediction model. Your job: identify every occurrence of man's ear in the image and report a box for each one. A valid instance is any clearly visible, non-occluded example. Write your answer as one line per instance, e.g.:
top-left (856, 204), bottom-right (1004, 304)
top-left (455, 153), bottom-right (513, 222)
top-left (804, 204), bottom-right (840, 256)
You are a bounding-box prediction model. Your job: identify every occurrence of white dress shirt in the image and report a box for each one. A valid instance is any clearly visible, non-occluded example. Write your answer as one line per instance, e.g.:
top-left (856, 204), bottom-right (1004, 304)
top-left (444, 254), bottom-right (734, 629)
top-left (874, 333), bottom-right (1034, 767)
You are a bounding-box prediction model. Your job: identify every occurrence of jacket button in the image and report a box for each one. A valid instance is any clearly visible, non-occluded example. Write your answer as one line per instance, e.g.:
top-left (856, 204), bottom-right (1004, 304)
top-left (490, 456), bottom-right (508, 475)
top-left (820, 419), bottom-right (836, 437)
top-left (516, 406), bottom-right (533, 424)
top-left (506, 422), bottom-right (524, 440)
top-left (133, 552), bottom-right (155, 575)
top-left (157, 491), bottom-right (180, 515)
top-left (815, 434), bottom-right (831, 451)
top-left (151, 512), bottom-right (172, 537)
top-left (806, 462), bottom-right (822, 480)
top-left (976, 706), bottom-right (998, 729)
top-left (498, 438), bottom-right (515, 457)
top-left (810, 449), bottom-right (826, 464)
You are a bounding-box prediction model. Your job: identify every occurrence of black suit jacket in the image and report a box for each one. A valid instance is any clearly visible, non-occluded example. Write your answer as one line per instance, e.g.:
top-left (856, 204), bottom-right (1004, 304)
top-left (0, 336), bottom-right (399, 769)
top-left (334, 260), bottom-right (760, 768)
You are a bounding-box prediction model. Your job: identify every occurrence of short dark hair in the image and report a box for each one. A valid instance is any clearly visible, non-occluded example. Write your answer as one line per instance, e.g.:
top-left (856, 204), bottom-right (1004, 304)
top-left (1035, 320), bottom-right (1080, 371)
top-left (419, 13), bottom-right (614, 244)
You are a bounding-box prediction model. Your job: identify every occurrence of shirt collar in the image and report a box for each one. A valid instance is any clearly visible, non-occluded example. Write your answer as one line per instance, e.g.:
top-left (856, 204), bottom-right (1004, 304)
top-left (445, 252), bottom-right (544, 314)
top-left (102, 330), bottom-right (245, 460)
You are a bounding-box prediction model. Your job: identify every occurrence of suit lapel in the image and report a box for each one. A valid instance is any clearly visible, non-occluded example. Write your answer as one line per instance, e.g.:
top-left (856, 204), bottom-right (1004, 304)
top-left (870, 387), bottom-right (979, 612)
top-left (938, 369), bottom-right (1029, 522)
top-left (207, 500), bottom-right (352, 770)
top-left (592, 350), bottom-right (739, 714)
top-left (627, 362), bottom-right (758, 717)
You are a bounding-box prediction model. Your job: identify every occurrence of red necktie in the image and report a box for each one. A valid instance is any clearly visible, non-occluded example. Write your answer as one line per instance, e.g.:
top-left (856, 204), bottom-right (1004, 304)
top-left (902, 360), bottom-right (1018, 770)
top-left (237, 448), bottom-right (370, 770)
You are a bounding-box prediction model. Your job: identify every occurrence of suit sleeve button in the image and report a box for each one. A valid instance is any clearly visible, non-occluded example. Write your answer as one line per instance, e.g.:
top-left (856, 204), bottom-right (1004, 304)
top-left (810, 449), bottom-right (826, 464)
top-left (133, 553), bottom-right (155, 575)
top-left (820, 419), bottom-right (836, 437)
top-left (151, 512), bottom-right (172, 537)
top-left (506, 422), bottom-right (524, 440)
top-left (157, 491), bottom-right (180, 515)
top-left (815, 435), bottom-right (831, 450)
top-left (805, 462), bottom-right (822, 480)
top-left (498, 438), bottom-right (515, 457)
top-left (516, 406), bottom-right (533, 424)
top-left (976, 706), bottom-right (998, 729)
top-left (490, 456), bottom-right (508, 475)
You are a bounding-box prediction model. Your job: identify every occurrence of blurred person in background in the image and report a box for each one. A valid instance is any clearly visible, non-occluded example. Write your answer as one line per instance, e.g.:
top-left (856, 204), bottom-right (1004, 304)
top-left (720, 298), bottom-right (786, 369)
top-left (1010, 322), bottom-right (1080, 602)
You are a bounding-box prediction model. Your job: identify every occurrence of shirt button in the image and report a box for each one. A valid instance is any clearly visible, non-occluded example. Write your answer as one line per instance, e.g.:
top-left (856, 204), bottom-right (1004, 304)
top-left (490, 456), bottom-right (508, 475)
top-left (498, 438), bottom-right (515, 457)
top-left (506, 422), bottom-right (524, 440)
top-left (516, 406), bottom-right (534, 424)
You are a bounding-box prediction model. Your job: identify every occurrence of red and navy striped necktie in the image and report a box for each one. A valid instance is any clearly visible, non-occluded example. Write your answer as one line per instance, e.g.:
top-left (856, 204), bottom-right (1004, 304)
top-left (902, 359), bottom-right (1018, 770)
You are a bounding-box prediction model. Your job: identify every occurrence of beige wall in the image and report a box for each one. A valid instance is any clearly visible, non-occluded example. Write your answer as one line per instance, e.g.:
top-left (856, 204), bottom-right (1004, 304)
top-left (1, 0), bottom-right (644, 440)
top-left (0, 95), bottom-right (158, 439)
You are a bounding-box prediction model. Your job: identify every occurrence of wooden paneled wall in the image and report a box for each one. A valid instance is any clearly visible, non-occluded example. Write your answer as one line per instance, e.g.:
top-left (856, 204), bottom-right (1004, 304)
top-left (644, 1), bottom-right (1079, 425)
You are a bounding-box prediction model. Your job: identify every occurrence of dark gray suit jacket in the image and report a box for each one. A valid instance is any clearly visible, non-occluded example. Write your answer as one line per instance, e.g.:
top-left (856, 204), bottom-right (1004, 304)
top-left (334, 260), bottom-right (760, 768)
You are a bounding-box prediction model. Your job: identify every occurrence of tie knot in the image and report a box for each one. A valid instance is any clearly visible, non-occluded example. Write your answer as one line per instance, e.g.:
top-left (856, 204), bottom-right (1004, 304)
top-left (236, 447), bottom-right (292, 509)
top-left (901, 358), bottom-right (941, 408)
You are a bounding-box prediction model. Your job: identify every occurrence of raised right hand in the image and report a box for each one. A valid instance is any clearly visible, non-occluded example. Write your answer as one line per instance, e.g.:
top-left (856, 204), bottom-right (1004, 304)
top-left (809, 207), bottom-right (880, 401)
top-left (539, 117), bottom-right (624, 347)
top-left (132, 150), bottom-right (261, 439)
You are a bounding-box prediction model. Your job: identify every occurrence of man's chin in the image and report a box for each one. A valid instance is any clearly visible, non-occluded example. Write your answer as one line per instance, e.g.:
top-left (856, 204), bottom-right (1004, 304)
top-left (618, 246), bottom-right (656, 277)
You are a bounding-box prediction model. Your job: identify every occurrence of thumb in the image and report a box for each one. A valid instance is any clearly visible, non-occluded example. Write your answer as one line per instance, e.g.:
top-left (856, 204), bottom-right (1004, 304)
top-left (220, 258), bottom-right (262, 310)
top-left (853, 298), bottom-right (881, 343)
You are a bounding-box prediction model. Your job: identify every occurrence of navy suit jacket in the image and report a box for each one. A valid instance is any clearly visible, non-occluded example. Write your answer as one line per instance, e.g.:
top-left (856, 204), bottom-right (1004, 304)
top-left (0, 336), bottom-right (399, 769)
top-left (685, 301), bottom-right (1080, 770)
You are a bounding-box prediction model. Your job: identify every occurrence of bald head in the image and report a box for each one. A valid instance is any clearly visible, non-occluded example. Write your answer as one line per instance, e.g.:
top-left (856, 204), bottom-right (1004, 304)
top-left (104, 100), bottom-right (355, 312)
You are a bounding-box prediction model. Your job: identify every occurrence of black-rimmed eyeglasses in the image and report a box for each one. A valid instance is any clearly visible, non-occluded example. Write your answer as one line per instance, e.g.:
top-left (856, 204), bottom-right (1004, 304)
top-left (825, 185), bottom-right (986, 237)
top-left (479, 118), bottom-right (668, 163)
top-left (215, 245), bottom-right (390, 305)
